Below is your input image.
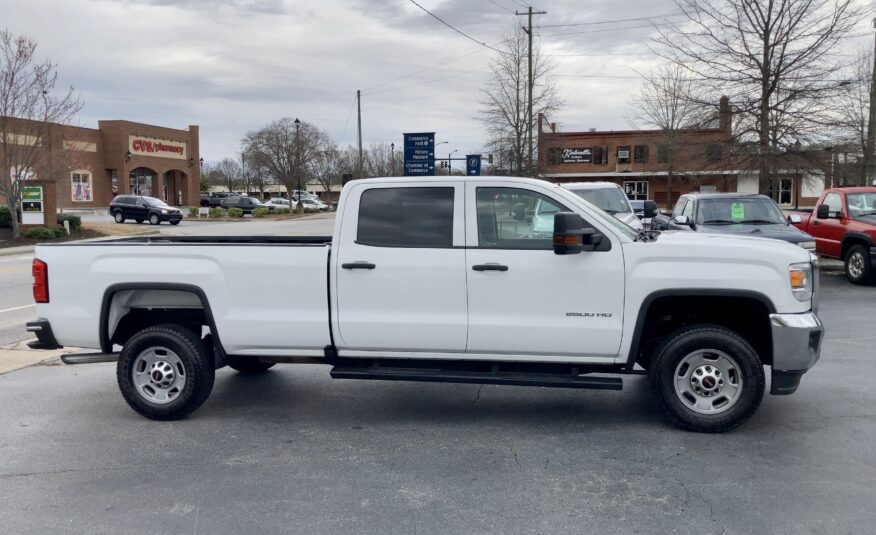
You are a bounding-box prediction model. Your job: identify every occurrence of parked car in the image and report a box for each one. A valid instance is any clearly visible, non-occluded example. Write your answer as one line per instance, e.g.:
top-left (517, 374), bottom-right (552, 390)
top-left (298, 198), bottom-right (328, 211)
top-left (651, 193), bottom-right (815, 250)
top-left (208, 192), bottom-right (239, 208)
top-left (31, 175), bottom-right (822, 432)
top-left (785, 187), bottom-right (876, 284)
top-left (263, 197), bottom-right (297, 210)
top-left (220, 195), bottom-right (266, 214)
top-left (560, 182), bottom-right (655, 231)
top-left (109, 195), bottom-right (182, 225)
top-left (199, 193), bottom-right (212, 207)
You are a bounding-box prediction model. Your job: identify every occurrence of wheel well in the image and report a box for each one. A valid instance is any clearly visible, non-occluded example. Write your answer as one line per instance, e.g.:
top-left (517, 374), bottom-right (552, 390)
top-left (104, 288), bottom-right (209, 349)
top-left (634, 295), bottom-right (773, 370)
top-left (841, 238), bottom-right (870, 260)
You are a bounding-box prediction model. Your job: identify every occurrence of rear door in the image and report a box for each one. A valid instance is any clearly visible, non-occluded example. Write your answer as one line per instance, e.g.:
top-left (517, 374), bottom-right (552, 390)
top-left (464, 182), bottom-right (625, 359)
top-left (334, 182), bottom-right (468, 353)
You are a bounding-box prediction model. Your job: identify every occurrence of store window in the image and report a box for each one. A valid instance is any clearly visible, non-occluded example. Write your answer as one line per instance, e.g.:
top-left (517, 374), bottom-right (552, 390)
top-left (634, 145), bottom-right (649, 163)
top-left (592, 145), bottom-right (608, 164)
top-left (768, 178), bottom-right (793, 206)
top-left (707, 143), bottom-right (723, 162)
top-left (71, 170), bottom-right (93, 202)
top-left (111, 169), bottom-right (119, 195)
top-left (623, 181), bottom-right (649, 200)
top-left (129, 168), bottom-right (153, 196)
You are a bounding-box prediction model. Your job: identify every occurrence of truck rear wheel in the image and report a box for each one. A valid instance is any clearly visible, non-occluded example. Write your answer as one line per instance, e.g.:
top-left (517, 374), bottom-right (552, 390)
top-left (117, 324), bottom-right (215, 420)
top-left (651, 325), bottom-right (764, 433)
top-left (226, 356), bottom-right (275, 373)
top-left (845, 244), bottom-right (873, 285)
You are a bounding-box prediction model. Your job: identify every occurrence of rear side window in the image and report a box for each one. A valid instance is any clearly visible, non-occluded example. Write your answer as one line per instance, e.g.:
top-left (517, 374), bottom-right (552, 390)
top-left (357, 187), bottom-right (454, 247)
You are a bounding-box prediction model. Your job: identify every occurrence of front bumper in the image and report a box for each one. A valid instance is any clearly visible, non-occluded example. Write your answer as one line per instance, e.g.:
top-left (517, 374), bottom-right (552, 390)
top-left (25, 318), bottom-right (63, 350)
top-left (160, 213), bottom-right (182, 222)
top-left (870, 246), bottom-right (876, 267)
top-left (769, 312), bottom-right (823, 395)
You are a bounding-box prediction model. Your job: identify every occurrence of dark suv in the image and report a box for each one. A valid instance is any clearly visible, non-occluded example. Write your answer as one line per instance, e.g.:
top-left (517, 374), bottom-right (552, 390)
top-left (110, 195), bottom-right (183, 225)
top-left (220, 195), bottom-right (266, 214)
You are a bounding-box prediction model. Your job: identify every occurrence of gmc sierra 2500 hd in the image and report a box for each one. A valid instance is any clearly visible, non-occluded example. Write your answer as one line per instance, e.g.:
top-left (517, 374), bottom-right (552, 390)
top-left (27, 176), bottom-right (823, 432)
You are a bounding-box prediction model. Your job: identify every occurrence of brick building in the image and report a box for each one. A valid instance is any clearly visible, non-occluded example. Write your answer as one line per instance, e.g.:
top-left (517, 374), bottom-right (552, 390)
top-left (537, 98), bottom-right (829, 208)
top-left (1, 117), bottom-right (200, 211)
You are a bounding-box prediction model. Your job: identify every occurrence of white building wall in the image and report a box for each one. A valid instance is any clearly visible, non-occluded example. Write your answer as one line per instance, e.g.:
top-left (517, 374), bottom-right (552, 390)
top-left (736, 173), bottom-right (759, 194)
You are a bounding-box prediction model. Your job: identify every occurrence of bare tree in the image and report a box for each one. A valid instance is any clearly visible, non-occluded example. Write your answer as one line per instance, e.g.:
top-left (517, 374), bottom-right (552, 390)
top-left (308, 143), bottom-right (341, 198)
top-left (628, 64), bottom-right (710, 208)
top-left (243, 118), bottom-right (330, 212)
top-left (655, 0), bottom-right (863, 194)
top-left (0, 31), bottom-right (81, 238)
top-left (836, 49), bottom-right (872, 184)
top-left (479, 24), bottom-right (561, 177)
top-left (213, 157), bottom-right (243, 193)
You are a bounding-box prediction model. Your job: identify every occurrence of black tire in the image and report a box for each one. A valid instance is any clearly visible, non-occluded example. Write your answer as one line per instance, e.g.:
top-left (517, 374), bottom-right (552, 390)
top-left (170, 220), bottom-right (180, 225)
top-left (226, 356), bottom-right (275, 373)
top-left (651, 325), bottom-right (765, 433)
top-left (135, 219), bottom-right (144, 224)
top-left (116, 324), bottom-right (215, 420)
top-left (149, 214), bottom-right (160, 225)
top-left (113, 211), bottom-right (125, 224)
top-left (844, 244), bottom-right (873, 285)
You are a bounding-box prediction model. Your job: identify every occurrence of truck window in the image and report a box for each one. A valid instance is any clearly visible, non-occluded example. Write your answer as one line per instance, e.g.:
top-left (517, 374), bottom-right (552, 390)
top-left (476, 187), bottom-right (571, 249)
top-left (823, 192), bottom-right (843, 217)
top-left (357, 187), bottom-right (454, 247)
top-left (672, 198), bottom-right (688, 218)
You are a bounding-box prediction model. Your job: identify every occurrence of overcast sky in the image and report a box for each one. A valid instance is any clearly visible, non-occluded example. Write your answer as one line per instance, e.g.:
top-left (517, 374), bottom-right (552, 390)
top-left (3, 0), bottom-right (874, 163)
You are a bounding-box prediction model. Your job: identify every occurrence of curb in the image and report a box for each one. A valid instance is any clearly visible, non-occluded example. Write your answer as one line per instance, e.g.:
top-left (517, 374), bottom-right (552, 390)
top-left (0, 245), bottom-right (34, 257)
top-left (0, 228), bottom-right (160, 256)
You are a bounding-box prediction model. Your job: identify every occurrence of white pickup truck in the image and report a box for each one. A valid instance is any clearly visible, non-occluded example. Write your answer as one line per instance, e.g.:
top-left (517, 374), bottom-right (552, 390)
top-left (28, 176), bottom-right (823, 432)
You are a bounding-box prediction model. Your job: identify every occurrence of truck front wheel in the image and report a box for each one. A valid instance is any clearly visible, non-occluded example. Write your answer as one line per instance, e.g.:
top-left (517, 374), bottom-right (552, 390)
top-left (226, 356), bottom-right (275, 373)
top-left (117, 324), bottom-right (215, 420)
top-left (845, 244), bottom-right (873, 285)
top-left (651, 325), bottom-right (765, 433)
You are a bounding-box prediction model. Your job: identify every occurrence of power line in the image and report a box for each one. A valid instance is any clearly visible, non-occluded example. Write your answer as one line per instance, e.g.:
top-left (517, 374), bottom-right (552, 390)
top-left (535, 13), bottom-right (682, 29)
top-left (363, 67), bottom-right (485, 97)
top-left (337, 94), bottom-right (357, 145)
top-left (539, 21), bottom-right (682, 37)
top-left (485, 0), bottom-right (514, 14)
top-left (553, 74), bottom-right (641, 79)
top-left (362, 48), bottom-right (487, 92)
top-left (544, 51), bottom-right (652, 57)
top-left (407, 0), bottom-right (506, 55)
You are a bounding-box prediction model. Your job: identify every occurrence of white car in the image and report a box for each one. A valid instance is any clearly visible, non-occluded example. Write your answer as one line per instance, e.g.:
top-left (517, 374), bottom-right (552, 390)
top-left (298, 198), bottom-right (328, 211)
top-left (263, 197), bottom-right (297, 210)
top-left (30, 175), bottom-right (822, 432)
top-left (561, 182), bottom-right (651, 231)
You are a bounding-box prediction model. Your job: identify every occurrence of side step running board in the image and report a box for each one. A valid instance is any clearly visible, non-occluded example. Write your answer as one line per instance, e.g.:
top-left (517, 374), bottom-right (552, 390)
top-left (61, 352), bottom-right (119, 365)
top-left (330, 366), bottom-right (623, 390)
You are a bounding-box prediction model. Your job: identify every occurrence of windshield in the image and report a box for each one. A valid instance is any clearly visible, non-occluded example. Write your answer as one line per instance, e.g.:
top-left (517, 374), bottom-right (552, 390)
top-left (696, 197), bottom-right (786, 225)
top-left (569, 187), bottom-right (632, 214)
top-left (144, 197), bottom-right (167, 207)
top-left (847, 193), bottom-right (876, 216)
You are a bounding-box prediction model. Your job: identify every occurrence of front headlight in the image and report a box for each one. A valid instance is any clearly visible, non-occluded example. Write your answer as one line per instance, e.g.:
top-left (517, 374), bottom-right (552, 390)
top-left (789, 262), bottom-right (813, 302)
top-left (161, 209), bottom-right (168, 214)
top-left (798, 241), bottom-right (816, 250)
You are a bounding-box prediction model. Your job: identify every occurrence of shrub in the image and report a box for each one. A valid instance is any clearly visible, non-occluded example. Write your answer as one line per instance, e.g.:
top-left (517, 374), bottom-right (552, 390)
top-left (209, 207), bottom-right (225, 218)
top-left (188, 207), bottom-right (199, 217)
top-left (25, 226), bottom-right (63, 240)
top-left (252, 207), bottom-right (269, 218)
top-left (56, 213), bottom-right (82, 231)
top-left (227, 207), bottom-right (244, 218)
top-left (275, 208), bottom-right (290, 215)
top-left (0, 206), bottom-right (11, 228)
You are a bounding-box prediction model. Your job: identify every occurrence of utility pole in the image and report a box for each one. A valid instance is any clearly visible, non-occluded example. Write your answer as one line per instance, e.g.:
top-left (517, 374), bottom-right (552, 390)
top-left (357, 89), bottom-right (364, 180)
top-left (866, 18), bottom-right (876, 186)
top-left (517, 6), bottom-right (546, 178)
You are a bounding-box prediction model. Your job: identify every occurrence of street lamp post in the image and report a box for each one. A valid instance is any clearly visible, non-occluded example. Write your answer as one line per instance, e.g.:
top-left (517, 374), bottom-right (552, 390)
top-left (448, 149), bottom-right (458, 175)
top-left (390, 142), bottom-right (395, 176)
top-left (294, 118), bottom-right (301, 213)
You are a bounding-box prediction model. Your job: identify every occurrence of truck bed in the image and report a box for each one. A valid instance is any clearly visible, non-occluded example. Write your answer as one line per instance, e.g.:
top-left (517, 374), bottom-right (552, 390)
top-left (44, 235), bottom-right (334, 246)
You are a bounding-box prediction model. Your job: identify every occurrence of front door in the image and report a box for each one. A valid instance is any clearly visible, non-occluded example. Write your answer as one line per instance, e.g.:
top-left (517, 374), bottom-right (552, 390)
top-left (464, 183), bottom-right (626, 359)
top-left (334, 183), bottom-right (468, 352)
top-left (813, 192), bottom-right (845, 258)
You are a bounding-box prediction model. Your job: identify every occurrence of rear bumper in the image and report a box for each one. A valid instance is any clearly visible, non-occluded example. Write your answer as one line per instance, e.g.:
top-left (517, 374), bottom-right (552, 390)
top-left (25, 318), bottom-right (63, 350)
top-left (769, 312), bottom-right (823, 395)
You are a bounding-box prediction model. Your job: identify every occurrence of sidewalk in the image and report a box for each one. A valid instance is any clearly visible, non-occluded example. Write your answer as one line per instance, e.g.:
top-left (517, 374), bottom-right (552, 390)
top-left (0, 340), bottom-right (78, 375)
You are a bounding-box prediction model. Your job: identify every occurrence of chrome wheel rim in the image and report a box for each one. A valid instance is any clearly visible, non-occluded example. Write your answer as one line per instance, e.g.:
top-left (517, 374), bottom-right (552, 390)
top-left (849, 252), bottom-right (865, 279)
top-left (132, 347), bottom-right (186, 404)
top-left (150, 215), bottom-right (159, 224)
top-left (673, 349), bottom-right (743, 415)
top-left (114, 212), bottom-right (123, 222)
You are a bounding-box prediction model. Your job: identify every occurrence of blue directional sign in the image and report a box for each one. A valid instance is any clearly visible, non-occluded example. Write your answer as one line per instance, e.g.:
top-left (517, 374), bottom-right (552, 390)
top-left (403, 132), bottom-right (435, 176)
top-left (466, 154), bottom-right (482, 176)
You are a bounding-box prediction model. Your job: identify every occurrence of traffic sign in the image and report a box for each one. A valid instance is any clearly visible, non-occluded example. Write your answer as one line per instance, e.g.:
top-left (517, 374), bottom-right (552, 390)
top-left (403, 132), bottom-right (435, 176)
top-left (466, 154), bottom-right (482, 176)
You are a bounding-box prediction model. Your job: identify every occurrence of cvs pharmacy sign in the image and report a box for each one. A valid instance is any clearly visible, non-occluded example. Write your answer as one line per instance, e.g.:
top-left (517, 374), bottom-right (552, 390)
top-left (128, 135), bottom-right (187, 160)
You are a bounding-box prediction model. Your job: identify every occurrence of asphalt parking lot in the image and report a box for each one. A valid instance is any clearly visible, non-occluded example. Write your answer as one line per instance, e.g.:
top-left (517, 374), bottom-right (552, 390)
top-left (0, 271), bottom-right (874, 534)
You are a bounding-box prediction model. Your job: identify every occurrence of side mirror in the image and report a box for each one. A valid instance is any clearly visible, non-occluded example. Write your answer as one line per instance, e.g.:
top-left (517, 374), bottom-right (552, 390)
top-left (816, 204), bottom-right (829, 219)
top-left (788, 214), bottom-right (802, 224)
top-left (553, 212), bottom-right (603, 255)
top-left (511, 202), bottom-right (527, 221)
top-left (643, 200), bottom-right (657, 219)
top-left (141, 203), bottom-right (148, 208)
top-left (673, 215), bottom-right (691, 226)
